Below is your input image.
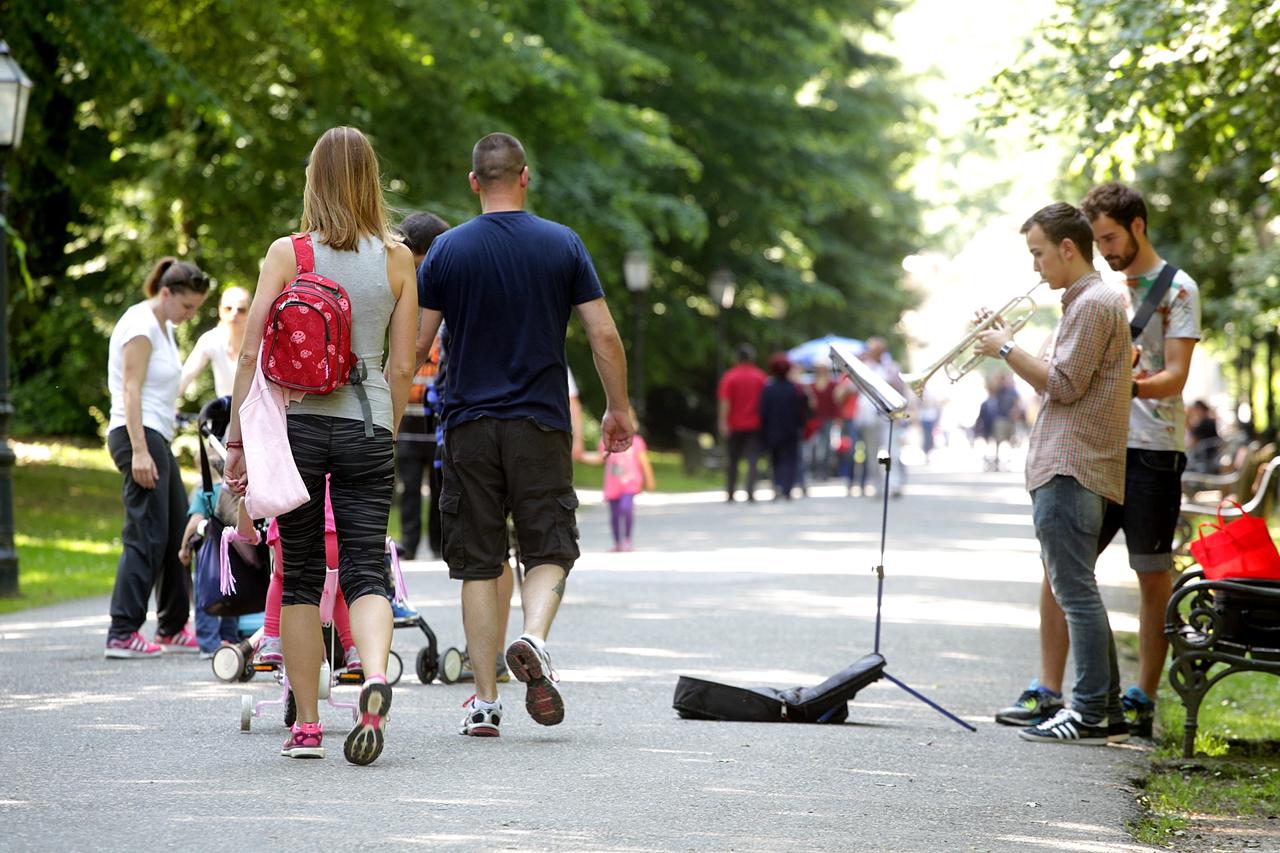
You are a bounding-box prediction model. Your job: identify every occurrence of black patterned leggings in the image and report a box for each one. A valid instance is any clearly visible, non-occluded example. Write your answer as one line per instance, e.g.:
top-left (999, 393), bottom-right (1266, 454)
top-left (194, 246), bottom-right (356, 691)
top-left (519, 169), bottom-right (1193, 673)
top-left (277, 414), bottom-right (394, 607)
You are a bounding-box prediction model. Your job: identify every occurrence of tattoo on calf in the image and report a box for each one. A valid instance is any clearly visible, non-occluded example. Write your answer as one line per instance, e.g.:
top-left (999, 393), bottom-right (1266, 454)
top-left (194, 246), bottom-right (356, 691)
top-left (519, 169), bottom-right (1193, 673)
top-left (553, 577), bottom-right (567, 599)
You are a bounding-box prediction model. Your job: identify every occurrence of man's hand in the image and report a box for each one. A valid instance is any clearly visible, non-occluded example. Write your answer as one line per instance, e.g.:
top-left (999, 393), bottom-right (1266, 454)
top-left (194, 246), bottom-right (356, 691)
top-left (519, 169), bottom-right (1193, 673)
top-left (973, 315), bottom-right (1013, 360)
top-left (600, 406), bottom-right (635, 453)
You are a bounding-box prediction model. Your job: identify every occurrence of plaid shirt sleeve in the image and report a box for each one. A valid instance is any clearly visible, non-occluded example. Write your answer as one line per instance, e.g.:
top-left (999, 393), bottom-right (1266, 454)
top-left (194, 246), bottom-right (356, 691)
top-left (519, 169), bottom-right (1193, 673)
top-left (1045, 299), bottom-right (1115, 405)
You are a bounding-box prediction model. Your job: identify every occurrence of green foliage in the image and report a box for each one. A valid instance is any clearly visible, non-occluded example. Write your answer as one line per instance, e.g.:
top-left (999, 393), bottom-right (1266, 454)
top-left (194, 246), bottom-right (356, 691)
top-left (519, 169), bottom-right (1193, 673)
top-left (984, 0), bottom-right (1280, 412)
top-left (5, 443), bottom-right (122, 615)
top-left (2, 0), bottom-right (922, 440)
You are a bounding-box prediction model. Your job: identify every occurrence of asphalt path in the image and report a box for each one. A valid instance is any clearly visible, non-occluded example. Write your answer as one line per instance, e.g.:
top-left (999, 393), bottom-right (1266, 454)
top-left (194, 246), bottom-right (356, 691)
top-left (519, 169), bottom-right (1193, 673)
top-left (0, 445), bottom-right (1160, 852)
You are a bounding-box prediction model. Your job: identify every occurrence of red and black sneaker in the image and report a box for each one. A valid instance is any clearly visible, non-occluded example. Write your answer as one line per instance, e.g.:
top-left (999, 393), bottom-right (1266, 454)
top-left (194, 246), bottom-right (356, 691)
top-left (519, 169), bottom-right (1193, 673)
top-left (343, 677), bottom-right (391, 766)
top-left (504, 634), bottom-right (564, 726)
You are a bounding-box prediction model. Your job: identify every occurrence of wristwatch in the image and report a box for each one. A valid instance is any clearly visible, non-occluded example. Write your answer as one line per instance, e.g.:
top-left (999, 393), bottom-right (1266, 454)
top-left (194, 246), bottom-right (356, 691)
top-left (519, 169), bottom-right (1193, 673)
top-left (997, 341), bottom-right (1015, 360)
top-left (1132, 381), bottom-right (1140, 399)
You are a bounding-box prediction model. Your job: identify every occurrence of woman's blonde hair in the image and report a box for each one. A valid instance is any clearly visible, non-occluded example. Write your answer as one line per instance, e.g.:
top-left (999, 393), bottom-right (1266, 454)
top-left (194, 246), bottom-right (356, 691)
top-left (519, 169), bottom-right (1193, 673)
top-left (300, 126), bottom-right (394, 251)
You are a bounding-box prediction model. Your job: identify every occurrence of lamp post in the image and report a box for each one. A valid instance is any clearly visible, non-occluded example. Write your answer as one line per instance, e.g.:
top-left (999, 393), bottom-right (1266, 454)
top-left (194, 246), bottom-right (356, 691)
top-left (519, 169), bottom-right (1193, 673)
top-left (707, 266), bottom-right (736, 386)
top-left (623, 250), bottom-right (651, 424)
top-left (0, 42), bottom-right (33, 597)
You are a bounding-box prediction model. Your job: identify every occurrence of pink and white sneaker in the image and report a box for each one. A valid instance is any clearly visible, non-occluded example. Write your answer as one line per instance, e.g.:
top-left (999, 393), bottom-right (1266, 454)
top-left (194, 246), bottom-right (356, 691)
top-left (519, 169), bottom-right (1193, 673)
top-left (154, 626), bottom-right (199, 654)
top-left (255, 634), bottom-right (283, 666)
top-left (281, 721), bottom-right (325, 759)
top-left (104, 631), bottom-right (163, 660)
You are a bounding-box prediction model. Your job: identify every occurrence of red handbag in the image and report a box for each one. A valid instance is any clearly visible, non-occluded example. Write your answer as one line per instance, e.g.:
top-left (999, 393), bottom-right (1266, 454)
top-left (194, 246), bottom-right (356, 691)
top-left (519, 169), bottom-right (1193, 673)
top-left (1189, 500), bottom-right (1280, 581)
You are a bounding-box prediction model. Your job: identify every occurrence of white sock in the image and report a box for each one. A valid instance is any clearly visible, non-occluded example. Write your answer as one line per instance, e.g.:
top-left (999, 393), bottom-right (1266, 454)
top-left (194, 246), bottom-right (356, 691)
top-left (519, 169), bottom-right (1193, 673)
top-left (473, 696), bottom-right (500, 710)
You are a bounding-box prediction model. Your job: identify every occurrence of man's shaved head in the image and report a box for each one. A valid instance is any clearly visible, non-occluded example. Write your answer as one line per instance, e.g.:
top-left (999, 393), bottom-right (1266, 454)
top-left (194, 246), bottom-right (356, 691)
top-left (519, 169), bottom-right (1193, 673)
top-left (472, 133), bottom-right (527, 188)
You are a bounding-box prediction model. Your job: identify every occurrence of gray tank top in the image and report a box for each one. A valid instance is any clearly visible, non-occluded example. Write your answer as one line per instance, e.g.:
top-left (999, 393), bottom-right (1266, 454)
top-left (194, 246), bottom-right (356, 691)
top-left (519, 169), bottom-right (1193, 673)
top-left (285, 233), bottom-right (395, 431)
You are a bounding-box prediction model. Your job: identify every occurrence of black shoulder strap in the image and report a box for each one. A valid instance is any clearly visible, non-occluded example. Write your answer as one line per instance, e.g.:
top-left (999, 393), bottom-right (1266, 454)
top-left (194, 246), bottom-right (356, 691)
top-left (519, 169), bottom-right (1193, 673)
top-left (197, 424), bottom-right (216, 517)
top-left (1130, 263), bottom-right (1178, 340)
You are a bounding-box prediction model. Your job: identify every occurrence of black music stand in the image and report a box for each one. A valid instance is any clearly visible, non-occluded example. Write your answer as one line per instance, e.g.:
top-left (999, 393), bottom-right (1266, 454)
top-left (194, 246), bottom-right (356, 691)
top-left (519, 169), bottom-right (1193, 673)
top-left (830, 343), bottom-right (974, 732)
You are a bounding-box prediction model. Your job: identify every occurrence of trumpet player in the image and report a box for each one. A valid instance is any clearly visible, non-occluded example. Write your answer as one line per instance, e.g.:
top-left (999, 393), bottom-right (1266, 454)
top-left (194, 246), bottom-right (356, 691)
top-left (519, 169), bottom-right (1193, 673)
top-left (974, 202), bottom-right (1131, 745)
top-left (993, 184), bottom-right (1201, 739)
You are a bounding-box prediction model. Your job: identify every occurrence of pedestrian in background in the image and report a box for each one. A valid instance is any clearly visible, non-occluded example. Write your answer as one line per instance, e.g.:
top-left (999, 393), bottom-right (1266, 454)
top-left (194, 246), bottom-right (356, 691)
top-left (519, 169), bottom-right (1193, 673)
top-left (758, 353), bottom-right (808, 500)
top-left (394, 211), bottom-right (450, 561)
top-left (105, 258), bottom-right (211, 659)
top-left (717, 344), bottom-right (767, 502)
top-left (179, 285), bottom-right (251, 400)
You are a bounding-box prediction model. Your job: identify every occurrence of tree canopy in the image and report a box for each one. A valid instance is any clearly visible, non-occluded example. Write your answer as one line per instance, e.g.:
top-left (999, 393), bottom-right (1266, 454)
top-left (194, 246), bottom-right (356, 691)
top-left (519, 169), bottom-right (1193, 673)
top-left (986, 0), bottom-right (1279, 429)
top-left (2, 0), bottom-right (923, 440)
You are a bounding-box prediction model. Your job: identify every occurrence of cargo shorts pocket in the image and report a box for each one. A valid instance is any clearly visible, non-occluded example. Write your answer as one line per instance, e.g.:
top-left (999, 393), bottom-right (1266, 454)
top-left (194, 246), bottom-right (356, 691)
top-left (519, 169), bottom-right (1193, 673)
top-left (555, 489), bottom-right (581, 554)
top-left (439, 488), bottom-right (464, 570)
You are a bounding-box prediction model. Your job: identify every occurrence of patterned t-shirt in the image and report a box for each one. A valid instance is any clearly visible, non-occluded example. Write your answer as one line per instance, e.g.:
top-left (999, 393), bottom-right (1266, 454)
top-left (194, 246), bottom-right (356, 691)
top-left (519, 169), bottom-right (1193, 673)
top-left (1125, 263), bottom-right (1201, 452)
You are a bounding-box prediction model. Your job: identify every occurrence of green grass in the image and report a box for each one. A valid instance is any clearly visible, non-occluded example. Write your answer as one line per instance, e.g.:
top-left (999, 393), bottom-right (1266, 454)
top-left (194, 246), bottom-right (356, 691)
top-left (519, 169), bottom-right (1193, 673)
top-left (573, 449), bottom-right (723, 493)
top-left (3, 440), bottom-right (721, 616)
top-left (6, 441), bottom-right (124, 615)
top-left (1124, 613), bottom-right (1280, 845)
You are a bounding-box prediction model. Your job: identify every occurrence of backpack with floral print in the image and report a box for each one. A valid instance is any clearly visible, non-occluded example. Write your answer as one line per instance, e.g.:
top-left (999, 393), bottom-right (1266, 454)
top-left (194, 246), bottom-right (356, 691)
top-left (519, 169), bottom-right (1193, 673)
top-left (261, 233), bottom-right (372, 434)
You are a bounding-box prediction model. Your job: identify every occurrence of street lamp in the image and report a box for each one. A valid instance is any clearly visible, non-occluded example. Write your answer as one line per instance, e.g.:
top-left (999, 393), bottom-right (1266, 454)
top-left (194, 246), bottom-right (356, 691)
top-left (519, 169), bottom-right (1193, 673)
top-left (0, 41), bottom-right (33, 597)
top-left (708, 266), bottom-right (736, 384)
top-left (623, 250), bottom-right (651, 424)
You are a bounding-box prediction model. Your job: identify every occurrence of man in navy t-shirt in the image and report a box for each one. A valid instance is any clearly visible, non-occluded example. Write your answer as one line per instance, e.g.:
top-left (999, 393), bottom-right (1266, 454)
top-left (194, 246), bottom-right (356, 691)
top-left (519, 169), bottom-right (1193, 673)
top-left (416, 132), bottom-right (633, 737)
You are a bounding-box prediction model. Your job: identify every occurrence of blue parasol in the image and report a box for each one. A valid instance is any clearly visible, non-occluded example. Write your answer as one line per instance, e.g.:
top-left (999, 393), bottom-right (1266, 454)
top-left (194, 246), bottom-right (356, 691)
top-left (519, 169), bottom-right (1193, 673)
top-left (787, 335), bottom-right (864, 368)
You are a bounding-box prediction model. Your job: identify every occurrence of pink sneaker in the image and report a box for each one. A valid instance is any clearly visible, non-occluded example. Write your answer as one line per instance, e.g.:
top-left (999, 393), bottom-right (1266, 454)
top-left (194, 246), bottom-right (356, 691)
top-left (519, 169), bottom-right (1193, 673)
top-left (281, 721), bottom-right (324, 759)
top-left (105, 631), bottom-right (163, 659)
top-left (155, 626), bottom-right (199, 654)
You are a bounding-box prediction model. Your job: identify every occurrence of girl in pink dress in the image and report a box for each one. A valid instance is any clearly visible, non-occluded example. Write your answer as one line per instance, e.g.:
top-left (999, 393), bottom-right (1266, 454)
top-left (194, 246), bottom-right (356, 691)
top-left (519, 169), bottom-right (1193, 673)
top-left (587, 421), bottom-right (656, 551)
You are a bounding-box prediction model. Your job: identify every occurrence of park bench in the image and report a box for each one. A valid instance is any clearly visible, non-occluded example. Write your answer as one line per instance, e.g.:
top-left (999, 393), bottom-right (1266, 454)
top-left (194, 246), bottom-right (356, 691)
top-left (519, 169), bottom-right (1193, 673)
top-left (675, 426), bottom-right (723, 476)
top-left (1181, 440), bottom-right (1271, 503)
top-left (1166, 456), bottom-right (1280, 757)
top-left (1165, 573), bottom-right (1280, 757)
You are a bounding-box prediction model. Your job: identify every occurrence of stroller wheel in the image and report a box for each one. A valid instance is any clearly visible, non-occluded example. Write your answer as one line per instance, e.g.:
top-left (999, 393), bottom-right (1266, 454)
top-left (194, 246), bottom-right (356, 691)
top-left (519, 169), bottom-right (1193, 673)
top-left (439, 647), bottom-right (464, 684)
top-left (240, 694), bottom-right (253, 732)
top-left (212, 645), bottom-right (246, 683)
top-left (416, 647), bottom-right (438, 684)
top-left (284, 690), bottom-right (296, 728)
top-left (386, 650), bottom-right (403, 686)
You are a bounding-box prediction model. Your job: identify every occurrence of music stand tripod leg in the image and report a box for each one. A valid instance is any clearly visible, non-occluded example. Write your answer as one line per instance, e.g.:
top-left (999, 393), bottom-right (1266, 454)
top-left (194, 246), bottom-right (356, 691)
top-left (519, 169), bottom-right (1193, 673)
top-left (869, 418), bottom-right (974, 733)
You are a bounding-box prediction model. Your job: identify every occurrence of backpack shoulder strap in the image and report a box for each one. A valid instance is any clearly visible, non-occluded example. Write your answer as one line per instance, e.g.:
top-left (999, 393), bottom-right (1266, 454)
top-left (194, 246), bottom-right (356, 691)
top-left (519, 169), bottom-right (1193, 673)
top-left (1130, 263), bottom-right (1178, 340)
top-left (290, 233), bottom-right (315, 275)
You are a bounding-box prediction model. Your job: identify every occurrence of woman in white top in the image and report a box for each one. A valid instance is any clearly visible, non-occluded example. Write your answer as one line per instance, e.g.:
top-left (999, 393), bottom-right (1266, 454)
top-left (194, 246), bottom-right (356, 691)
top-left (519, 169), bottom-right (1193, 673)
top-left (104, 259), bottom-right (210, 660)
top-left (179, 285), bottom-right (250, 398)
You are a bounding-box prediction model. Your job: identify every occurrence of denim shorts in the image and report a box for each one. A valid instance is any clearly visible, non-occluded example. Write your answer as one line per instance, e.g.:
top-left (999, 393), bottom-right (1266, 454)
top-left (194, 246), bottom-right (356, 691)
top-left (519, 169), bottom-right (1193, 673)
top-left (1097, 448), bottom-right (1187, 573)
top-left (440, 417), bottom-right (580, 581)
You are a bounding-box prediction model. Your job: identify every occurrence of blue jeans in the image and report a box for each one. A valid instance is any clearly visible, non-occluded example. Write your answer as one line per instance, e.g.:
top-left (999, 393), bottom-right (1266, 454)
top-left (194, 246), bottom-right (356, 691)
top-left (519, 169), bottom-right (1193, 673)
top-left (195, 605), bottom-right (239, 653)
top-left (1031, 475), bottom-right (1121, 722)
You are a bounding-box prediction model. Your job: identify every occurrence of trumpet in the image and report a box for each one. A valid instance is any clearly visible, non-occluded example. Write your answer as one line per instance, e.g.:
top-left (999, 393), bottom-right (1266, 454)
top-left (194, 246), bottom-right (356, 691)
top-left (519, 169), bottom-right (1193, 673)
top-left (900, 281), bottom-right (1043, 398)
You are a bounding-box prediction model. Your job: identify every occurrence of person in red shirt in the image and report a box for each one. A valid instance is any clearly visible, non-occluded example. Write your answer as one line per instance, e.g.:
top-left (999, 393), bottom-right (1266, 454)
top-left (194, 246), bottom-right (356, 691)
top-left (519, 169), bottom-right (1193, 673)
top-left (717, 344), bottom-right (768, 502)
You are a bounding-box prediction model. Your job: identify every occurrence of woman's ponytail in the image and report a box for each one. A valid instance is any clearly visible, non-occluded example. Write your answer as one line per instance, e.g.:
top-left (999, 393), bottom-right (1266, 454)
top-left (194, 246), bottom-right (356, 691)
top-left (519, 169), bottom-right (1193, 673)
top-left (142, 258), bottom-right (210, 297)
top-left (143, 258), bottom-right (178, 297)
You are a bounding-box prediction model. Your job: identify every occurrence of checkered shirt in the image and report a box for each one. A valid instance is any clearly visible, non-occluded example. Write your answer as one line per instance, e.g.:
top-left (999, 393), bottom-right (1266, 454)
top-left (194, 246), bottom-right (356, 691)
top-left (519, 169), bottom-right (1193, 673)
top-left (1025, 271), bottom-right (1131, 505)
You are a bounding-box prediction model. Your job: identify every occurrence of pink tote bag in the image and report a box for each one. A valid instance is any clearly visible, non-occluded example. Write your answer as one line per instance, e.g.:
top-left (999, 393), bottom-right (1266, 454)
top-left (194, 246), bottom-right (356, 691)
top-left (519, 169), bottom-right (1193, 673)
top-left (240, 350), bottom-right (310, 520)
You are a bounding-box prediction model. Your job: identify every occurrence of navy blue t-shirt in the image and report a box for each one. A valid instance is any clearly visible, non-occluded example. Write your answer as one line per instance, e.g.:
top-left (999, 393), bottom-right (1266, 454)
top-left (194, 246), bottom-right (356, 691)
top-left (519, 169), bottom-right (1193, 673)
top-left (418, 211), bottom-right (604, 432)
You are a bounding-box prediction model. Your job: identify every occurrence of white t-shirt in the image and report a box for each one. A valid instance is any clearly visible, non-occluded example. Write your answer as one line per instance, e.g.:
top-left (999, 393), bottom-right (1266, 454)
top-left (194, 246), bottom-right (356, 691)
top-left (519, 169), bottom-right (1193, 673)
top-left (108, 301), bottom-right (182, 441)
top-left (183, 325), bottom-right (237, 397)
top-left (1125, 263), bottom-right (1201, 452)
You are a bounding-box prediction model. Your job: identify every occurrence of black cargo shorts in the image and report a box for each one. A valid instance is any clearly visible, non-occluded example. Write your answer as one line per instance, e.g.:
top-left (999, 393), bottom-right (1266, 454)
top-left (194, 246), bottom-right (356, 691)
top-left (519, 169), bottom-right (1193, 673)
top-left (439, 417), bottom-right (580, 581)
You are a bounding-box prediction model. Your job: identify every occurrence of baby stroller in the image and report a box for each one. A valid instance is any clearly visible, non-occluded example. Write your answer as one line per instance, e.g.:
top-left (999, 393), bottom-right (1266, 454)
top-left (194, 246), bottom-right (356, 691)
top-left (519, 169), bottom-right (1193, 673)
top-left (192, 397), bottom-right (440, 701)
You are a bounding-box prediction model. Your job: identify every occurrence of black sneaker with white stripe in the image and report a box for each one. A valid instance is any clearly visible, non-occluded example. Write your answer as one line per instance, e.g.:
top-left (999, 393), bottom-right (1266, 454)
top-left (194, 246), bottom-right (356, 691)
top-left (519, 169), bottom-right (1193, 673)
top-left (1018, 708), bottom-right (1110, 745)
